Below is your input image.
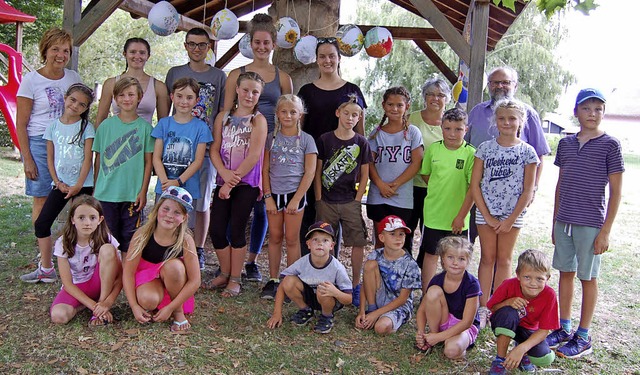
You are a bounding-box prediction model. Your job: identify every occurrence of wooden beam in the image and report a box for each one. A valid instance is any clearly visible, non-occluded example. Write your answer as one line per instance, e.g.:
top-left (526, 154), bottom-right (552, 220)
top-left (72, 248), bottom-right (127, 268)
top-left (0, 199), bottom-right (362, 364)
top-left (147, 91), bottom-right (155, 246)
top-left (409, 0), bottom-right (470, 65)
top-left (214, 41), bottom-right (240, 70)
top-left (120, 0), bottom-right (212, 35)
top-left (413, 40), bottom-right (457, 84)
top-left (62, 0), bottom-right (81, 70)
top-left (72, 0), bottom-right (124, 46)
top-left (467, 0), bottom-right (490, 111)
top-left (358, 25), bottom-right (442, 41)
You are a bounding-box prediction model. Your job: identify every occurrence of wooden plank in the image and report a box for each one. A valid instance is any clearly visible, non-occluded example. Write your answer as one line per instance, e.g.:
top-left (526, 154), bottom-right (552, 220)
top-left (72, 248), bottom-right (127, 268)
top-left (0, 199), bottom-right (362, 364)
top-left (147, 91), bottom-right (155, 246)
top-left (358, 25), bottom-right (442, 41)
top-left (413, 39), bottom-right (457, 84)
top-left (467, 0), bottom-right (490, 111)
top-left (120, 0), bottom-right (212, 35)
top-left (72, 0), bottom-right (124, 46)
top-left (62, 0), bottom-right (81, 70)
top-left (214, 41), bottom-right (240, 69)
top-left (409, 0), bottom-right (470, 65)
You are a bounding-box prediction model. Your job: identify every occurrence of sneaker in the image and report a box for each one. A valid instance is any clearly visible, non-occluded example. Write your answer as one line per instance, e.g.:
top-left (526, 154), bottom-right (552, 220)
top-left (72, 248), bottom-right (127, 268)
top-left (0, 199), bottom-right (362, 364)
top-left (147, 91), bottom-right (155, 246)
top-left (352, 284), bottom-right (361, 308)
top-left (260, 280), bottom-right (279, 300)
top-left (478, 306), bottom-right (491, 329)
top-left (488, 357), bottom-right (506, 375)
top-left (556, 334), bottom-right (593, 359)
top-left (290, 308), bottom-right (314, 326)
top-left (197, 248), bottom-right (206, 270)
top-left (244, 262), bottom-right (262, 282)
top-left (314, 314), bottom-right (334, 334)
top-left (546, 328), bottom-right (572, 349)
top-left (20, 264), bottom-right (57, 283)
top-left (518, 355), bottom-right (536, 372)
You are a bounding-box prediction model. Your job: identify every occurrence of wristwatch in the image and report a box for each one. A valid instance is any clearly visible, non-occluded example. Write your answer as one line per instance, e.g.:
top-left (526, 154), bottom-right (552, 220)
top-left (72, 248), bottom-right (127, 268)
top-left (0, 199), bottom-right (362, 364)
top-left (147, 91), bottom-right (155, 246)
top-left (263, 193), bottom-right (272, 199)
top-left (177, 178), bottom-right (184, 187)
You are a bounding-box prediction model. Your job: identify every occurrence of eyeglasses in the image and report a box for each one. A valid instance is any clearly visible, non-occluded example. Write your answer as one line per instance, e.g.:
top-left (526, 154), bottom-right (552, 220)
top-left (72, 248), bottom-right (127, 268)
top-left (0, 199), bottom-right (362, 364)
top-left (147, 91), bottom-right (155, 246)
top-left (425, 93), bottom-right (448, 99)
top-left (185, 41), bottom-right (210, 50)
top-left (166, 187), bottom-right (193, 204)
top-left (489, 80), bottom-right (514, 87)
top-left (317, 37), bottom-right (337, 44)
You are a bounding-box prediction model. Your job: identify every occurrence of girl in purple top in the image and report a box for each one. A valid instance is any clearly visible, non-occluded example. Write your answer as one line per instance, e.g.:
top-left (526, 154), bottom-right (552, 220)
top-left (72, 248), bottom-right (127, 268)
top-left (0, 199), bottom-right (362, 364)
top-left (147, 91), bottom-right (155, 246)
top-left (207, 72), bottom-right (268, 297)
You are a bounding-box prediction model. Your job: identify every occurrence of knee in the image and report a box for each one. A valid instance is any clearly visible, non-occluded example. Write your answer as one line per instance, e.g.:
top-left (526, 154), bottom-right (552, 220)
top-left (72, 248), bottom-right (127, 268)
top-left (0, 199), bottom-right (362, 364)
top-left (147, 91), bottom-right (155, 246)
top-left (137, 292), bottom-right (161, 311)
top-left (374, 319), bottom-right (393, 335)
top-left (364, 260), bottom-right (379, 274)
top-left (284, 232), bottom-right (299, 246)
top-left (50, 307), bottom-right (71, 325)
top-left (496, 256), bottom-right (512, 268)
top-left (269, 228), bottom-right (284, 244)
top-left (425, 285), bottom-right (444, 303)
top-left (317, 293), bottom-right (335, 308)
top-left (280, 275), bottom-right (300, 293)
top-left (98, 244), bottom-right (118, 262)
top-left (161, 259), bottom-right (186, 283)
top-left (480, 253), bottom-right (496, 265)
top-left (443, 343), bottom-right (465, 360)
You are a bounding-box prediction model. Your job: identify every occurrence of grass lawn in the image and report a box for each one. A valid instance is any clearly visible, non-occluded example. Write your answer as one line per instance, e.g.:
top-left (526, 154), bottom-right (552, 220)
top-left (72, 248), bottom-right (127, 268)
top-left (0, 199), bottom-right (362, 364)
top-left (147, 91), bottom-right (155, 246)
top-left (0, 148), bottom-right (639, 374)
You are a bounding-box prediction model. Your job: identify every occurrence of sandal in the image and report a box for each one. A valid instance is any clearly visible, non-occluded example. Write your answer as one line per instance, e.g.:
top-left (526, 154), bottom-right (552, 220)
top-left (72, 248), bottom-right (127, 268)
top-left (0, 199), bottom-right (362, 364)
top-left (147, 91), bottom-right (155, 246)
top-left (202, 272), bottom-right (230, 290)
top-left (170, 319), bottom-right (191, 333)
top-left (221, 276), bottom-right (242, 297)
top-left (88, 315), bottom-right (108, 327)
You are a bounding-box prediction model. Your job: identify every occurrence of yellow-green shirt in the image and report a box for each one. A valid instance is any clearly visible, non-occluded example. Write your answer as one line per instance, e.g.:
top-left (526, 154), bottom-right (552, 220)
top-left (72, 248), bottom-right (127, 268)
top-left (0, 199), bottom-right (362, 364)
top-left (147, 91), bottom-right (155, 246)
top-left (409, 111), bottom-right (443, 188)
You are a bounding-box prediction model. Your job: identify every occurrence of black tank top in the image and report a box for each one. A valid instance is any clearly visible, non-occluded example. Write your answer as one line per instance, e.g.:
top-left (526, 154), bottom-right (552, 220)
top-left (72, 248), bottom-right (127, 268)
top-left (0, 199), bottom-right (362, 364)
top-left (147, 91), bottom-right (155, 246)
top-left (141, 234), bottom-right (183, 264)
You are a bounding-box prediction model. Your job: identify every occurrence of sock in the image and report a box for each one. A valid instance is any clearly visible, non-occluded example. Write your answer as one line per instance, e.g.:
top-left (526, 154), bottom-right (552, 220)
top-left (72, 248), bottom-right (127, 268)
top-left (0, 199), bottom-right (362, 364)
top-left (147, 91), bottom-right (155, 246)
top-left (560, 318), bottom-right (572, 333)
top-left (196, 247), bottom-right (204, 253)
top-left (322, 313), bottom-right (334, 318)
top-left (495, 355), bottom-right (505, 362)
top-left (270, 278), bottom-right (279, 283)
top-left (40, 265), bottom-right (54, 273)
top-left (576, 326), bottom-right (589, 340)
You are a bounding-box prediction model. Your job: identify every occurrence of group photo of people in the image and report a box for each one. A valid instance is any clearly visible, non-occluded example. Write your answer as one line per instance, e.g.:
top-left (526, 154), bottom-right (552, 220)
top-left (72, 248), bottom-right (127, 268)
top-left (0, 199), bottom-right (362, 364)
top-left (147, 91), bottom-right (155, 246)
top-left (13, 9), bottom-right (624, 375)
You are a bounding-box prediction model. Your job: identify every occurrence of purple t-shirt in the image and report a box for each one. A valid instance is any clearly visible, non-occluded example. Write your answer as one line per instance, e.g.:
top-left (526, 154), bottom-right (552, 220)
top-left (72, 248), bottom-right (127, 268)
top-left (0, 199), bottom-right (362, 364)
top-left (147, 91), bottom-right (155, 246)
top-left (428, 270), bottom-right (482, 327)
top-left (465, 100), bottom-right (550, 157)
top-left (317, 131), bottom-right (372, 204)
top-left (554, 133), bottom-right (624, 228)
top-left (216, 113), bottom-right (264, 189)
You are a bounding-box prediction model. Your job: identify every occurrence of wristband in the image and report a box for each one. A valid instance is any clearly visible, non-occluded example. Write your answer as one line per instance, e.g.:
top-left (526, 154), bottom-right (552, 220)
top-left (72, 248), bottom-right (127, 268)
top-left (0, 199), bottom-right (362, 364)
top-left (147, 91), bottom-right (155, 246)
top-left (177, 178), bottom-right (184, 187)
top-left (263, 193), bottom-right (272, 199)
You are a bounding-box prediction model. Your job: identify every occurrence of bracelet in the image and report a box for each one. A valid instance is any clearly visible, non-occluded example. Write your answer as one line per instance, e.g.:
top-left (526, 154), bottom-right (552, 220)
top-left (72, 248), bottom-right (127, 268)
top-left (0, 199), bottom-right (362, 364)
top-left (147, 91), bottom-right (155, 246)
top-left (263, 193), bottom-right (272, 199)
top-left (177, 178), bottom-right (184, 187)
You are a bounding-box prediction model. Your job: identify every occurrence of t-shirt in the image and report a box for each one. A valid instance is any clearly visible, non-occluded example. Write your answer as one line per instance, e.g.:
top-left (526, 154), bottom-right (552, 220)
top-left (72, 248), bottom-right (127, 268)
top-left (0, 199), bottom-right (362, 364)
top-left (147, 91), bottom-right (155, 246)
top-left (43, 119), bottom-right (95, 187)
top-left (280, 254), bottom-right (352, 293)
top-left (151, 116), bottom-right (213, 199)
top-left (297, 82), bottom-right (367, 140)
top-left (420, 141), bottom-right (475, 230)
top-left (16, 69), bottom-right (82, 137)
top-left (366, 248), bottom-right (422, 316)
top-left (465, 100), bottom-right (550, 157)
top-left (92, 116), bottom-right (154, 202)
top-left (317, 131), bottom-right (372, 204)
top-left (408, 111), bottom-right (443, 188)
top-left (475, 139), bottom-right (539, 218)
top-left (554, 133), bottom-right (624, 228)
top-left (367, 125), bottom-right (423, 209)
top-left (216, 113), bottom-right (264, 189)
top-left (487, 277), bottom-right (560, 332)
top-left (428, 270), bottom-right (482, 327)
top-left (265, 131), bottom-right (317, 195)
top-left (53, 234), bottom-right (120, 284)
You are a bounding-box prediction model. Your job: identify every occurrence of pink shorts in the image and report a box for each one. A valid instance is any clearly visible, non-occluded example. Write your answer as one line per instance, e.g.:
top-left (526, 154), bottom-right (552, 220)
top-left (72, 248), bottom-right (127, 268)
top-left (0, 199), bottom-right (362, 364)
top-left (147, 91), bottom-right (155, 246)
top-left (135, 258), bottom-right (194, 314)
top-left (440, 313), bottom-right (479, 345)
top-left (51, 263), bottom-right (102, 311)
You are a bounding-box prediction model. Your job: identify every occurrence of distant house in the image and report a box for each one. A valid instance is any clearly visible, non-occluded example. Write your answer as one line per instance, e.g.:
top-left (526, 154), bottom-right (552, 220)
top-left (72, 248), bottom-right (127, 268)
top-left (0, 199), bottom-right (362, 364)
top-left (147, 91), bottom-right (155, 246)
top-left (542, 113), bottom-right (572, 135)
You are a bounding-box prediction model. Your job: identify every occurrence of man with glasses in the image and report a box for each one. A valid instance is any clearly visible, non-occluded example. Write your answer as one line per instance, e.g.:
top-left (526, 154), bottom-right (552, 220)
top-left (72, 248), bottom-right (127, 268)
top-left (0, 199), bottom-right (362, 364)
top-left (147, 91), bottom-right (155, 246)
top-left (165, 28), bottom-right (227, 271)
top-left (465, 66), bottom-right (550, 243)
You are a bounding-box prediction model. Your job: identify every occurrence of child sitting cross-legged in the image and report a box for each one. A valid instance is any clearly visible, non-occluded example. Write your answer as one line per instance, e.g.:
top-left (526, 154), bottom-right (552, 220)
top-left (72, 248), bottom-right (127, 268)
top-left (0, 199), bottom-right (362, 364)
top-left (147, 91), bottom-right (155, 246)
top-left (266, 221), bottom-right (352, 334)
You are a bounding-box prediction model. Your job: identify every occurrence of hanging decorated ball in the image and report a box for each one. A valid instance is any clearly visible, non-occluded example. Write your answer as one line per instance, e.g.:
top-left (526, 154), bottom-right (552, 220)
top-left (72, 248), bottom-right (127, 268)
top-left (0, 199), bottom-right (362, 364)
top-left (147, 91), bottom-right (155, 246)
top-left (336, 24), bottom-right (364, 57)
top-left (205, 49), bottom-right (216, 66)
top-left (210, 8), bottom-right (239, 40)
top-left (452, 80), bottom-right (468, 103)
top-left (294, 35), bottom-right (318, 65)
top-left (275, 17), bottom-right (300, 49)
top-left (239, 34), bottom-right (254, 59)
top-left (148, 1), bottom-right (180, 36)
top-left (364, 26), bottom-right (393, 58)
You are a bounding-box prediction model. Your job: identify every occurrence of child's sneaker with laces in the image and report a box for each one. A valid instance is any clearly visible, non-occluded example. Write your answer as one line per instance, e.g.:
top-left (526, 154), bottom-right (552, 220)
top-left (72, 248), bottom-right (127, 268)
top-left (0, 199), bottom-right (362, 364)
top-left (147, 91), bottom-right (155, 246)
top-left (197, 248), bottom-right (206, 270)
top-left (290, 308), bottom-right (314, 325)
top-left (478, 306), bottom-right (491, 329)
top-left (260, 280), bottom-right (279, 300)
top-left (352, 284), bottom-right (361, 308)
top-left (244, 262), bottom-right (262, 282)
top-left (488, 357), bottom-right (506, 375)
top-left (546, 328), bottom-right (572, 349)
top-left (518, 355), bottom-right (536, 372)
top-left (556, 334), bottom-right (593, 359)
top-left (314, 314), bottom-right (334, 334)
top-left (20, 264), bottom-right (57, 283)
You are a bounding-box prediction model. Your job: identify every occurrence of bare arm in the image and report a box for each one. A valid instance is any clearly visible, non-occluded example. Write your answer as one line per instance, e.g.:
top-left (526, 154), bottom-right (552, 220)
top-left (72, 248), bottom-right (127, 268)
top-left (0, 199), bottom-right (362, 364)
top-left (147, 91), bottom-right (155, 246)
top-left (222, 70), bottom-right (240, 112)
top-left (122, 231), bottom-right (151, 324)
top-left (496, 163), bottom-right (537, 233)
top-left (232, 115), bottom-right (268, 178)
top-left (95, 78), bottom-right (115, 127)
top-left (135, 152), bottom-right (152, 212)
top-left (391, 146), bottom-right (424, 187)
top-left (152, 138), bottom-right (168, 185)
top-left (46, 140), bottom-right (59, 186)
top-left (313, 158), bottom-right (323, 200)
top-left (470, 157), bottom-right (496, 226)
top-left (426, 296), bottom-right (479, 345)
top-left (154, 79), bottom-right (170, 120)
top-left (355, 109), bottom-right (365, 135)
top-left (355, 163), bottom-right (369, 202)
top-left (279, 70), bottom-right (293, 95)
top-left (594, 172), bottom-right (623, 254)
top-left (287, 153), bottom-right (316, 213)
top-left (504, 329), bottom-right (550, 370)
top-left (67, 138), bottom-right (94, 199)
top-left (16, 97), bottom-right (36, 179)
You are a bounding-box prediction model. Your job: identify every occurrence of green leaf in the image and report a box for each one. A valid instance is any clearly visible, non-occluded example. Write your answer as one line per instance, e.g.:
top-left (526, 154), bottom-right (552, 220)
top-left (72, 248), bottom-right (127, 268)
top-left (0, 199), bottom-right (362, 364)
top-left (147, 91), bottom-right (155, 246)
top-left (574, 0), bottom-right (599, 15)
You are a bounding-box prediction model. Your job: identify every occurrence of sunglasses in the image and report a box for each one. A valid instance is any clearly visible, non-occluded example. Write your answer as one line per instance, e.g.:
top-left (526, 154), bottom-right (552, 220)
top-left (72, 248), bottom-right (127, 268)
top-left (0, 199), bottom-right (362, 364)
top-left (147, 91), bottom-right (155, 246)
top-left (166, 187), bottom-right (193, 204)
top-left (317, 37), bottom-right (337, 44)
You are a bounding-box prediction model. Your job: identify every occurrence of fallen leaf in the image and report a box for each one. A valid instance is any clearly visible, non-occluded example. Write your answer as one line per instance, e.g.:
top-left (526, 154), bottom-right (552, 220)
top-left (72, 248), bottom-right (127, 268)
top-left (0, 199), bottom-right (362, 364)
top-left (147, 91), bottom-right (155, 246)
top-left (47, 359), bottom-right (58, 365)
top-left (77, 367), bottom-right (88, 375)
top-left (78, 336), bottom-right (92, 342)
top-left (336, 358), bottom-right (345, 368)
top-left (111, 341), bottom-right (125, 351)
top-left (218, 307), bottom-right (225, 313)
top-left (22, 293), bottom-right (39, 302)
top-left (10, 242), bottom-right (16, 248)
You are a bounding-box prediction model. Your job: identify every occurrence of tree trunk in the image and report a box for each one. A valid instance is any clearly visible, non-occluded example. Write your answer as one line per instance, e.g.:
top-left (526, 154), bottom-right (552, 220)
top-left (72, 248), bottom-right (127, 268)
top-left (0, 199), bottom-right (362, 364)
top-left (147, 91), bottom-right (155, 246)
top-left (269, 0), bottom-right (340, 92)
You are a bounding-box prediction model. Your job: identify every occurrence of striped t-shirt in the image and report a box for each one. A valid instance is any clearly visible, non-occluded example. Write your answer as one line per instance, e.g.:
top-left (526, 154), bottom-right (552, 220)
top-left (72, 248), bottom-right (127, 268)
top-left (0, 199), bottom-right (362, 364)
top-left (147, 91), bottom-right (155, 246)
top-left (554, 133), bottom-right (624, 228)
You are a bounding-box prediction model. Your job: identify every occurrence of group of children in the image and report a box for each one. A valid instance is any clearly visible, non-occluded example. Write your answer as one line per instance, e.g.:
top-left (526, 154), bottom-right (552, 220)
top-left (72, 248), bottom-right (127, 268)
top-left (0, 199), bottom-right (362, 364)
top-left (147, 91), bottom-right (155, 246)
top-left (21, 65), bottom-right (623, 372)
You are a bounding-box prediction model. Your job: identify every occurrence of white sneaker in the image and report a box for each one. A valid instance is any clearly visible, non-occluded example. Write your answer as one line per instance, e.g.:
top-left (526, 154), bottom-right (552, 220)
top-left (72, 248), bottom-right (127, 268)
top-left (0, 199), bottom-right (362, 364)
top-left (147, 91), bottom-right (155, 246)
top-left (20, 263), bottom-right (57, 283)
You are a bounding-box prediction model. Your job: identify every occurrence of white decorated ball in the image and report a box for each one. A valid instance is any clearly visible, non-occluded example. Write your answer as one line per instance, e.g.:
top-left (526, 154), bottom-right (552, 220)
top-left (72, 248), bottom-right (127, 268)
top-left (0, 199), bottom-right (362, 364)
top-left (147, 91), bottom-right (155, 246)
top-left (336, 24), bottom-right (364, 57)
top-left (239, 34), bottom-right (254, 59)
top-left (210, 8), bottom-right (239, 40)
top-left (275, 17), bottom-right (300, 49)
top-left (148, 1), bottom-right (180, 36)
top-left (294, 35), bottom-right (317, 65)
top-left (364, 26), bottom-right (393, 58)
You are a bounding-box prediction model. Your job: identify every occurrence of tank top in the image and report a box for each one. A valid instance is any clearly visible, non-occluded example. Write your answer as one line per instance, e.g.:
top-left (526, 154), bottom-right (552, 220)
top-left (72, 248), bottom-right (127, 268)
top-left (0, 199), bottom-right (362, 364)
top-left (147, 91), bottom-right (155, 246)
top-left (240, 66), bottom-right (281, 133)
top-left (141, 234), bottom-right (183, 264)
top-left (216, 112), bottom-right (264, 190)
top-left (111, 75), bottom-right (157, 124)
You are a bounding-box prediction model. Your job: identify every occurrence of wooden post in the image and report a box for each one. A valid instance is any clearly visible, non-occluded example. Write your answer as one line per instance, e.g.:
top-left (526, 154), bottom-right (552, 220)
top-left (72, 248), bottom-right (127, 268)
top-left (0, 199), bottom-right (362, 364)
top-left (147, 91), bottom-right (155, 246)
top-left (15, 22), bottom-right (23, 52)
top-left (467, 0), bottom-right (490, 111)
top-left (63, 0), bottom-right (81, 71)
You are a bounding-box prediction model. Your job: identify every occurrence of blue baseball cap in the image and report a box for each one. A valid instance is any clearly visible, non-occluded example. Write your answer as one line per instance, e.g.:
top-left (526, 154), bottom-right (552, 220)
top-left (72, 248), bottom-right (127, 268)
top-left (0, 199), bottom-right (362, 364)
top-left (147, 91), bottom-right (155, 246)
top-left (575, 88), bottom-right (606, 107)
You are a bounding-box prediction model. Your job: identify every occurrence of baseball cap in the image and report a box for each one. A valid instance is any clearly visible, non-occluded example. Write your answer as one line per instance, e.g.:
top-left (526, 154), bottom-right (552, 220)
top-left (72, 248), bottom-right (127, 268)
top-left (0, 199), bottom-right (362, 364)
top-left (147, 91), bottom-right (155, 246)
top-left (575, 88), bottom-right (606, 106)
top-left (337, 92), bottom-right (365, 109)
top-left (160, 186), bottom-right (193, 212)
top-left (305, 221), bottom-right (335, 240)
top-left (377, 215), bottom-right (411, 234)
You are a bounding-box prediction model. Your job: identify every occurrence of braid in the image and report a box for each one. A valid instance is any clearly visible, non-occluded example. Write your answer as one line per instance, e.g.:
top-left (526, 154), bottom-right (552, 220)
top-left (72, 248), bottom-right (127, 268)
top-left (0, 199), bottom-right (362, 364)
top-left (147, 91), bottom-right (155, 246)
top-left (402, 115), bottom-right (409, 141)
top-left (296, 119), bottom-right (301, 148)
top-left (369, 114), bottom-right (387, 140)
top-left (270, 120), bottom-right (280, 151)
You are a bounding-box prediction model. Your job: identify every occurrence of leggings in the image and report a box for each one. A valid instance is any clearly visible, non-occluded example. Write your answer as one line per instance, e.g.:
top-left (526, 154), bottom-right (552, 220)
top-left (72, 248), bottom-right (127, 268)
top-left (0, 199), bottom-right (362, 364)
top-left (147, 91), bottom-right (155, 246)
top-left (209, 185), bottom-right (260, 249)
top-left (249, 199), bottom-right (267, 254)
top-left (34, 187), bottom-right (94, 238)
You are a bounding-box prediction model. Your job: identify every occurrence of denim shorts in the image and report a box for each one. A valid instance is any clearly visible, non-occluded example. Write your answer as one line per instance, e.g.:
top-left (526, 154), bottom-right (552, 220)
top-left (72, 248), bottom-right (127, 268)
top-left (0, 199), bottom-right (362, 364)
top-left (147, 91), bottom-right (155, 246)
top-left (24, 135), bottom-right (53, 197)
top-left (552, 221), bottom-right (601, 280)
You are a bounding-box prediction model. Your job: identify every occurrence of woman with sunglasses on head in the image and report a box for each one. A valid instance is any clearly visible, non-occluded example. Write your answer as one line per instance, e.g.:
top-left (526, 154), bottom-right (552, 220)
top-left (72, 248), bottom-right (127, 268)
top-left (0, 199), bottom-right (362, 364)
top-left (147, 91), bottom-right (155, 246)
top-left (222, 14), bottom-right (293, 282)
top-left (297, 37), bottom-right (368, 256)
top-left (95, 38), bottom-right (169, 127)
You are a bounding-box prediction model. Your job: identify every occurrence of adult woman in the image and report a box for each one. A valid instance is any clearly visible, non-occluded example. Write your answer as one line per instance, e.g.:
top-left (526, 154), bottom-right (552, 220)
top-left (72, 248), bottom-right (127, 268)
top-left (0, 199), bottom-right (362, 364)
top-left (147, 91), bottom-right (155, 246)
top-left (17, 28), bottom-right (82, 283)
top-left (297, 37), bottom-right (367, 255)
top-left (407, 77), bottom-right (451, 255)
top-left (95, 38), bottom-right (169, 126)
top-left (222, 14), bottom-right (293, 281)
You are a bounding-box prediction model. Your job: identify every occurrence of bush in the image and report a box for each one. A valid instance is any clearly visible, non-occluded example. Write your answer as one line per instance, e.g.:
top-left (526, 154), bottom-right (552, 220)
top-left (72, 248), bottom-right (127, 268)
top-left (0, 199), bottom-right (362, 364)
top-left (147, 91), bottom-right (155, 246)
top-left (0, 118), bottom-right (15, 148)
top-left (545, 134), bottom-right (561, 156)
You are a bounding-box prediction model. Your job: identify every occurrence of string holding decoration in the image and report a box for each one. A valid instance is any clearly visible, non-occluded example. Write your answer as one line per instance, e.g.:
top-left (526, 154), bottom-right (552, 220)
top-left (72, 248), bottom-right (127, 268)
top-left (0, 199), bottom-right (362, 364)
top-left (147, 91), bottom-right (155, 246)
top-left (148, 1), bottom-right (180, 36)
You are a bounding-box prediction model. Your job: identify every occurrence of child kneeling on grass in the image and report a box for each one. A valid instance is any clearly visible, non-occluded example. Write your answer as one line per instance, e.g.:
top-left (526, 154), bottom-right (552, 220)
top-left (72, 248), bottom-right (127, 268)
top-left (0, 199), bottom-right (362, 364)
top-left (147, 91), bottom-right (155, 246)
top-left (267, 221), bottom-right (352, 334)
top-left (487, 249), bottom-right (558, 374)
top-left (355, 215), bottom-right (422, 335)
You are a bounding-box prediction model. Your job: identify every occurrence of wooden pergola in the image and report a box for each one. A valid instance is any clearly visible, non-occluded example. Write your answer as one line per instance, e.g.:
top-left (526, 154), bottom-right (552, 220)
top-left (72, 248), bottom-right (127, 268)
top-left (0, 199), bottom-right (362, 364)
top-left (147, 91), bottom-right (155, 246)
top-left (62, 0), bottom-right (529, 110)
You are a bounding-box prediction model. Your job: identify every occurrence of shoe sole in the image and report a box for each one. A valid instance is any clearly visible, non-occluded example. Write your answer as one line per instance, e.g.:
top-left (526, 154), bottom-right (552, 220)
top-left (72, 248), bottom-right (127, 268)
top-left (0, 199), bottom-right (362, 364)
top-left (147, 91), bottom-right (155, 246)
top-left (556, 346), bottom-right (593, 359)
top-left (291, 318), bottom-right (313, 326)
top-left (260, 294), bottom-right (275, 300)
top-left (22, 278), bottom-right (57, 283)
top-left (314, 327), bottom-right (332, 334)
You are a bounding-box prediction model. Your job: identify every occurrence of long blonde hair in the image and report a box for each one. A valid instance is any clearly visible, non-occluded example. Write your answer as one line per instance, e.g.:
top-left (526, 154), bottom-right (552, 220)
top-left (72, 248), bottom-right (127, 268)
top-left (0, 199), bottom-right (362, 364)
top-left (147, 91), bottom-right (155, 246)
top-left (270, 94), bottom-right (305, 150)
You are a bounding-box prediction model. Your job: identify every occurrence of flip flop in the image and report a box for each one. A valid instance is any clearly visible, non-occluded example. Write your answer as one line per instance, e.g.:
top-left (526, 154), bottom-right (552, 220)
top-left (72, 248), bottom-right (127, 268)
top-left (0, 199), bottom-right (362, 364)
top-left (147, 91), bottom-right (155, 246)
top-left (170, 319), bottom-right (191, 333)
top-left (88, 315), bottom-right (108, 327)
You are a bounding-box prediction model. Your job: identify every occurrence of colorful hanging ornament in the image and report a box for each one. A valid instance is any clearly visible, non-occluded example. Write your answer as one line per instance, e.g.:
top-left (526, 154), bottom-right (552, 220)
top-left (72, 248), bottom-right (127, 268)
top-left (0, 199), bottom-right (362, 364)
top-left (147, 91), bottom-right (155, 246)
top-left (364, 27), bottom-right (393, 58)
top-left (148, 1), bottom-right (180, 36)
top-left (210, 8), bottom-right (239, 40)
top-left (239, 34), bottom-right (254, 59)
top-left (275, 17), bottom-right (300, 49)
top-left (336, 24), bottom-right (364, 57)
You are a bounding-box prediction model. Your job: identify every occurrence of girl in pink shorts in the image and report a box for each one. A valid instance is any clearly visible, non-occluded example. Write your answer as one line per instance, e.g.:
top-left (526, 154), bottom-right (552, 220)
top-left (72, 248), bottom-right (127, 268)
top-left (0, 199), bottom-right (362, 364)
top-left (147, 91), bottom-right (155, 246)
top-left (50, 195), bottom-right (122, 326)
top-left (123, 186), bottom-right (200, 333)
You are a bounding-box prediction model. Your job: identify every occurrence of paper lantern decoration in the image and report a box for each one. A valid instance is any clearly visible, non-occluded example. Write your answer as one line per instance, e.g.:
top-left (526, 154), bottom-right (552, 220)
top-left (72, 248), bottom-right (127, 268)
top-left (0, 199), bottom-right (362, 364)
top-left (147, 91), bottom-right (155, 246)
top-left (205, 49), bottom-right (216, 66)
top-left (148, 1), bottom-right (180, 36)
top-left (210, 8), bottom-right (239, 40)
top-left (294, 35), bottom-right (317, 65)
top-left (336, 24), bottom-right (364, 57)
top-left (275, 17), bottom-right (300, 49)
top-left (239, 34), bottom-right (254, 59)
top-left (364, 27), bottom-right (393, 58)
top-left (452, 80), bottom-right (468, 104)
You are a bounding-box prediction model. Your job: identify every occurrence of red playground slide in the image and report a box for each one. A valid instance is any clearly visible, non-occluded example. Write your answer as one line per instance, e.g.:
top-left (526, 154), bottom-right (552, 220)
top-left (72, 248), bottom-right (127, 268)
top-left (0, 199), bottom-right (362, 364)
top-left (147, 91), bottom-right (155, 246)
top-left (0, 43), bottom-right (22, 150)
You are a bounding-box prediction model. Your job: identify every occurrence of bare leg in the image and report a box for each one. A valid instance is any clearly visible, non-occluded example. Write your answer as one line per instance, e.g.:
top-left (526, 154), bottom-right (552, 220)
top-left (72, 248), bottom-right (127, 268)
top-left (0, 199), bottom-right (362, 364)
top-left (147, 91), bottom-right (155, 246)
top-left (284, 209), bottom-right (304, 266)
top-left (362, 260), bottom-right (381, 311)
top-left (494, 228), bottom-right (520, 290)
top-left (195, 210), bottom-right (209, 249)
top-left (421, 253), bottom-right (439, 292)
top-left (222, 246), bottom-right (246, 296)
top-left (267, 212), bottom-right (285, 278)
top-left (281, 275), bottom-right (307, 309)
top-left (558, 271), bottom-right (575, 321)
top-left (351, 246), bottom-right (364, 286)
top-left (372, 221), bottom-right (382, 249)
top-left (477, 224), bottom-right (497, 307)
top-left (424, 285), bottom-right (449, 334)
top-left (579, 278), bottom-right (598, 329)
top-left (160, 259), bottom-right (189, 329)
top-left (211, 246), bottom-right (231, 287)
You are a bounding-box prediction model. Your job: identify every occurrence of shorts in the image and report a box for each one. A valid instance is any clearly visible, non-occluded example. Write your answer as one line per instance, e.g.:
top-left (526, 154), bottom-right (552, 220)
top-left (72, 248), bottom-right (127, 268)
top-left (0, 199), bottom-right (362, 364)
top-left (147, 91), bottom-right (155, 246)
top-left (298, 280), bottom-right (343, 312)
top-left (135, 258), bottom-right (195, 314)
top-left (366, 203), bottom-right (412, 226)
top-left (51, 263), bottom-right (102, 310)
top-left (273, 191), bottom-right (307, 212)
top-left (24, 135), bottom-right (53, 197)
top-left (475, 208), bottom-right (524, 228)
top-left (552, 221), bottom-right (601, 280)
top-left (156, 193), bottom-right (197, 229)
top-left (417, 227), bottom-right (467, 268)
top-left (440, 313), bottom-right (479, 346)
top-left (196, 156), bottom-right (216, 212)
top-left (374, 286), bottom-right (412, 332)
top-left (101, 201), bottom-right (142, 253)
top-left (316, 200), bottom-right (367, 247)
